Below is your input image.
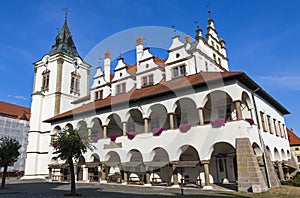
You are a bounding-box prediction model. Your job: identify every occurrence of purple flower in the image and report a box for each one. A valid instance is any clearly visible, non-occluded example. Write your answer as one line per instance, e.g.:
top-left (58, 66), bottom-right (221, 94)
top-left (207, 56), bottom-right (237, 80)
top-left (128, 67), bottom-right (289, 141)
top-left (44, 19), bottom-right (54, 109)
top-left (127, 131), bottom-right (139, 140)
top-left (53, 143), bottom-right (57, 148)
top-left (152, 128), bottom-right (164, 136)
top-left (179, 124), bottom-right (192, 132)
top-left (110, 134), bottom-right (118, 141)
top-left (245, 118), bottom-right (255, 125)
top-left (211, 118), bottom-right (226, 128)
top-left (92, 136), bottom-right (100, 143)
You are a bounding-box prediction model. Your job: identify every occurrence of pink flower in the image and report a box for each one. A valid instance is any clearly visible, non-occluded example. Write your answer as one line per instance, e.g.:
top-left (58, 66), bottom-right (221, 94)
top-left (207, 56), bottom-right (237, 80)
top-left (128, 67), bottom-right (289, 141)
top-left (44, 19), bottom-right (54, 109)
top-left (92, 136), bottom-right (100, 143)
top-left (127, 131), bottom-right (139, 140)
top-left (110, 134), bottom-right (118, 141)
top-left (179, 124), bottom-right (192, 132)
top-left (152, 128), bottom-right (164, 136)
top-left (245, 118), bottom-right (255, 125)
top-left (211, 118), bottom-right (226, 128)
top-left (53, 143), bottom-right (57, 148)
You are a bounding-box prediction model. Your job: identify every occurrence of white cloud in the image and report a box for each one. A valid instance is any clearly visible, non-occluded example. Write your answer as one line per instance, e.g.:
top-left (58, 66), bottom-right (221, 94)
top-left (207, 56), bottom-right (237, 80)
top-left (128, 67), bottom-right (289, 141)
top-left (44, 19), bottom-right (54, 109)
top-left (7, 94), bottom-right (29, 101)
top-left (257, 76), bottom-right (300, 91)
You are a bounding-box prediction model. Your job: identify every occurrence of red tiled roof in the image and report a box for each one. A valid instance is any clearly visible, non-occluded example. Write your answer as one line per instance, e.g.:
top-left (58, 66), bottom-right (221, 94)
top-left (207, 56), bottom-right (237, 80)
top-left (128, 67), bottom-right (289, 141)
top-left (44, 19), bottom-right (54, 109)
top-left (45, 71), bottom-right (289, 123)
top-left (154, 57), bottom-right (167, 67)
top-left (287, 128), bottom-right (300, 146)
top-left (72, 95), bottom-right (91, 104)
top-left (0, 101), bottom-right (30, 120)
top-left (45, 71), bottom-right (242, 122)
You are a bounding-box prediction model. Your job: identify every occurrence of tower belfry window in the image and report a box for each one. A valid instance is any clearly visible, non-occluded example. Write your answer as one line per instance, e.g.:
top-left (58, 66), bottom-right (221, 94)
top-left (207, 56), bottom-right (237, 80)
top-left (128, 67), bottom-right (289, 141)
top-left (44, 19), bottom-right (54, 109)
top-left (70, 71), bottom-right (80, 95)
top-left (41, 69), bottom-right (50, 92)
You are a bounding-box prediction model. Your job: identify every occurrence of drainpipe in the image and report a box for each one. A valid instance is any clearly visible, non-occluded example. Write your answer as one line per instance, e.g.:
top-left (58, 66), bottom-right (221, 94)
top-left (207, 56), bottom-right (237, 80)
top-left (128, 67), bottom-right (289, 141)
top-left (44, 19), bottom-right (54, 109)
top-left (251, 88), bottom-right (271, 188)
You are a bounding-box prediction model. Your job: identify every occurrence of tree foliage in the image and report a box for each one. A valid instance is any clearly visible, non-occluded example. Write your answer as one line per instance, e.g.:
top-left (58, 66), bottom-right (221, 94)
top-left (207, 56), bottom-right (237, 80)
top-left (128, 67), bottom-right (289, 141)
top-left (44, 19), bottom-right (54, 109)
top-left (0, 137), bottom-right (21, 188)
top-left (52, 127), bottom-right (92, 195)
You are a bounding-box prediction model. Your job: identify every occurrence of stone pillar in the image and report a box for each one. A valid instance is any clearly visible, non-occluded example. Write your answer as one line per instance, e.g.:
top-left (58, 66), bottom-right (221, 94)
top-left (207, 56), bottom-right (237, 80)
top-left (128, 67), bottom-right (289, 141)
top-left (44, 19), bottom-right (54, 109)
top-left (146, 172), bottom-right (151, 184)
top-left (201, 160), bottom-right (211, 186)
top-left (144, 118), bottom-right (149, 133)
top-left (169, 113), bottom-right (174, 129)
top-left (74, 164), bottom-right (78, 181)
top-left (82, 165), bottom-right (89, 182)
top-left (48, 168), bottom-right (52, 181)
top-left (123, 171), bottom-right (128, 183)
top-left (101, 165), bottom-right (107, 180)
top-left (172, 164), bottom-right (179, 185)
top-left (103, 126), bottom-right (107, 139)
top-left (198, 108), bottom-right (204, 125)
top-left (234, 100), bottom-right (243, 120)
top-left (88, 128), bottom-right (91, 139)
top-left (277, 162), bottom-right (285, 181)
top-left (122, 122), bottom-right (127, 136)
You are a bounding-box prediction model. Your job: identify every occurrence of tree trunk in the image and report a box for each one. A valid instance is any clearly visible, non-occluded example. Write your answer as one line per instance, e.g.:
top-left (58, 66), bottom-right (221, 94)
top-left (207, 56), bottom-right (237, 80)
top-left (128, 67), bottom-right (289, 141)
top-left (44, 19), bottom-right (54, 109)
top-left (68, 158), bottom-right (76, 194)
top-left (1, 166), bottom-right (8, 188)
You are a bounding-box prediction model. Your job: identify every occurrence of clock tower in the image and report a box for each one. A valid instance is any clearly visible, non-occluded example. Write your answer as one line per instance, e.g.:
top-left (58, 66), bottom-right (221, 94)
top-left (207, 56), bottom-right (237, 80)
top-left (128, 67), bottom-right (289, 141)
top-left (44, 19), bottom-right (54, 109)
top-left (22, 19), bottom-right (90, 180)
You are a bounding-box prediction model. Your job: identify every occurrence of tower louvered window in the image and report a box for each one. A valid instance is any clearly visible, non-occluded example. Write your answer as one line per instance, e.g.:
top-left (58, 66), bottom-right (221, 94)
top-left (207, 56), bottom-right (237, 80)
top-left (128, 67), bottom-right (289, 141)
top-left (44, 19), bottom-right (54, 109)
top-left (41, 69), bottom-right (50, 92)
top-left (70, 71), bottom-right (80, 95)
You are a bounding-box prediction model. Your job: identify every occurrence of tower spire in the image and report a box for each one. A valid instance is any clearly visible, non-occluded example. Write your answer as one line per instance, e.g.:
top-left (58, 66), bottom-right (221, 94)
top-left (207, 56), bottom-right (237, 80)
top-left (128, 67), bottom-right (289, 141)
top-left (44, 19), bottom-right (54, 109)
top-left (62, 7), bottom-right (69, 22)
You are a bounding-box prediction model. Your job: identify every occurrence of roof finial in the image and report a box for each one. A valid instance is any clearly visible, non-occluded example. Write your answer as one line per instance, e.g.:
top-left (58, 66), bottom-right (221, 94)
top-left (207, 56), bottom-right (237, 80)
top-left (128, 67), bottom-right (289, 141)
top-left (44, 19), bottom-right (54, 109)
top-left (171, 25), bottom-right (176, 36)
top-left (194, 20), bottom-right (200, 29)
top-left (98, 57), bottom-right (102, 67)
top-left (62, 7), bottom-right (69, 22)
top-left (205, 4), bottom-right (211, 19)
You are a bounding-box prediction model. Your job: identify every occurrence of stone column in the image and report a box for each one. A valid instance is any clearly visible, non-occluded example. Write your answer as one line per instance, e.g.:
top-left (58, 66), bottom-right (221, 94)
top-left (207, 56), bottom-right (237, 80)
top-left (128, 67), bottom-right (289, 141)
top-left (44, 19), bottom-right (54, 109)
top-left (103, 126), bottom-right (107, 139)
top-left (88, 128), bottom-right (91, 139)
top-left (101, 164), bottom-right (107, 181)
top-left (172, 164), bottom-right (179, 185)
top-left (74, 164), bottom-right (78, 181)
top-left (277, 162), bottom-right (285, 181)
top-left (198, 108), bottom-right (204, 125)
top-left (123, 171), bottom-right (128, 183)
top-left (144, 118), bottom-right (149, 133)
top-left (201, 160), bottom-right (211, 186)
top-left (122, 122), bottom-right (127, 136)
top-left (82, 165), bottom-right (89, 182)
top-left (234, 100), bottom-right (243, 120)
top-left (48, 168), bottom-right (52, 181)
top-left (169, 113), bottom-right (174, 129)
top-left (146, 172), bottom-right (151, 184)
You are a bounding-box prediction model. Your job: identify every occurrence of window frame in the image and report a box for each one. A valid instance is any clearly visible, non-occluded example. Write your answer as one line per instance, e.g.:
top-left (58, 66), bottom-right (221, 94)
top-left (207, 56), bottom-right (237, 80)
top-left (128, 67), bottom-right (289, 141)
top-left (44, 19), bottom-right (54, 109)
top-left (172, 64), bottom-right (186, 79)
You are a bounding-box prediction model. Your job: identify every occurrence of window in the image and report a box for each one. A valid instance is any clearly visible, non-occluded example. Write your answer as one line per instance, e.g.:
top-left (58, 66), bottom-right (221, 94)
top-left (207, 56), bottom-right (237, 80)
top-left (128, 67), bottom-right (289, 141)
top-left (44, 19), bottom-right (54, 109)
top-left (41, 69), bottom-right (50, 92)
top-left (70, 71), bottom-right (80, 95)
top-left (297, 156), bottom-right (300, 163)
top-left (295, 148), bottom-right (299, 151)
top-left (116, 83), bottom-right (126, 95)
top-left (267, 115), bottom-right (273, 134)
top-left (260, 112), bottom-right (267, 132)
top-left (95, 90), bottom-right (103, 100)
top-left (205, 61), bottom-right (208, 71)
top-left (273, 119), bottom-right (279, 136)
top-left (172, 65), bottom-right (186, 78)
top-left (142, 74), bottom-right (154, 87)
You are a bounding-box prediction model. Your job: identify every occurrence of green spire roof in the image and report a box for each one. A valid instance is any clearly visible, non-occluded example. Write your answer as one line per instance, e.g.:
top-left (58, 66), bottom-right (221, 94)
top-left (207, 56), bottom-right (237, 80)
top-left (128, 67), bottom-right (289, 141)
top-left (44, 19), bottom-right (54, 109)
top-left (48, 21), bottom-right (79, 58)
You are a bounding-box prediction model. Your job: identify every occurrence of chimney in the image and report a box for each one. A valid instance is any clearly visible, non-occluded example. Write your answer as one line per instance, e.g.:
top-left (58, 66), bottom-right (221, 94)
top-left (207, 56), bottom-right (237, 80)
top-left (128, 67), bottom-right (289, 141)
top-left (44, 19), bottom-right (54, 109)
top-left (136, 36), bottom-right (143, 63)
top-left (104, 50), bottom-right (110, 83)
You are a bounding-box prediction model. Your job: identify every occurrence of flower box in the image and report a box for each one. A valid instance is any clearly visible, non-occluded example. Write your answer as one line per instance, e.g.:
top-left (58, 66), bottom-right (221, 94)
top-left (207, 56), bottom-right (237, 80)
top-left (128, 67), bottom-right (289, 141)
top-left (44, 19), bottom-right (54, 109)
top-left (211, 118), bottom-right (226, 128)
top-left (110, 134), bottom-right (118, 141)
top-left (152, 128), bottom-right (164, 136)
top-left (91, 136), bottom-right (100, 143)
top-left (179, 124), bottom-right (192, 132)
top-left (245, 118), bottom-right (255, 125)
top-left (127, 131), bottom-right (139, 140)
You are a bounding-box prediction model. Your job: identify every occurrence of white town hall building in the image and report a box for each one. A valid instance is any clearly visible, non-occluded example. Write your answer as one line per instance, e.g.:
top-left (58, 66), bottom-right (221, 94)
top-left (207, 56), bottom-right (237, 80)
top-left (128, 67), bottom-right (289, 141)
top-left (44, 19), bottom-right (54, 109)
top-left (22, 16), bottom-right (294, 192)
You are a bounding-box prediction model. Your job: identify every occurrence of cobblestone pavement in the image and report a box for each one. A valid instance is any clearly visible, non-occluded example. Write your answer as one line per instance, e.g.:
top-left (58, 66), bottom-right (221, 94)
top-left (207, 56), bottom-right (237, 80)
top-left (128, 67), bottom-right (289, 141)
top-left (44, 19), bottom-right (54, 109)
top-left (0, 179), bottom-right (235, 198)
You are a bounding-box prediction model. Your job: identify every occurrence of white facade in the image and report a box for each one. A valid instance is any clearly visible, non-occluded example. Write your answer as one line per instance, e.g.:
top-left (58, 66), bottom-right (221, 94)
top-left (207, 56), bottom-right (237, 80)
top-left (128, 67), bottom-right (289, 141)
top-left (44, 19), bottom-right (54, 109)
top-left (25, 17), bottom-right (291, 190)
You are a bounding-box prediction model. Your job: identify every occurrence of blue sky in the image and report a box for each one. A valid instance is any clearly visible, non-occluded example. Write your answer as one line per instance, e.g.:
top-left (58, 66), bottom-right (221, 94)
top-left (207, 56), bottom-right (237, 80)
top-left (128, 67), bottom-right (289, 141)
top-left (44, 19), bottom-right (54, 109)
top-left (0, 0), bottom-right (299, 135)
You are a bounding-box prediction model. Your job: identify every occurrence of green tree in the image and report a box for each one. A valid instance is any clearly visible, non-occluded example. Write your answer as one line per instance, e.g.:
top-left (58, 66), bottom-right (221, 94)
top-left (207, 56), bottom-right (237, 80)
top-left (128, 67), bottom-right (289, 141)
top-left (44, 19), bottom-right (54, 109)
top-left (52, 127), bottom-right (92, 195)
top-left (0, 137), bottom-right (21, 189)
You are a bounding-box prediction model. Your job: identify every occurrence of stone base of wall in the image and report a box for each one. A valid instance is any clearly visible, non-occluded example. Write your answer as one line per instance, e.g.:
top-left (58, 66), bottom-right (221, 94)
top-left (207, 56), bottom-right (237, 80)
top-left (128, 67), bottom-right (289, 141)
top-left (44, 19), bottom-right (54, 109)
top-left (236, 138), bottom-right (268, 192)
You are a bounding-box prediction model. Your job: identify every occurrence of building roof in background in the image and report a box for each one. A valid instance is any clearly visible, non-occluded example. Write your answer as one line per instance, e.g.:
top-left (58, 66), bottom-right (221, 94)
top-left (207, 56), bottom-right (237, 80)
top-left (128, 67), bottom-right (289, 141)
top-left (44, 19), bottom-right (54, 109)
top-left (287, 128), bottom-right (300, 146)
top-left (0, 101), bottom-right (30, 121)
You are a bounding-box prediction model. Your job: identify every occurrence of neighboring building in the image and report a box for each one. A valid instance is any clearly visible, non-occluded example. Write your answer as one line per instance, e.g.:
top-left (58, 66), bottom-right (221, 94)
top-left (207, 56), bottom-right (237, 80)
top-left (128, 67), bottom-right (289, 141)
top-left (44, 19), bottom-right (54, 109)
top-left (23, 16), bottom-right (292, 192)
top-left (287, 128), bottom-right (300, 171)
top-left (0, 101), bottom-right (30, 173)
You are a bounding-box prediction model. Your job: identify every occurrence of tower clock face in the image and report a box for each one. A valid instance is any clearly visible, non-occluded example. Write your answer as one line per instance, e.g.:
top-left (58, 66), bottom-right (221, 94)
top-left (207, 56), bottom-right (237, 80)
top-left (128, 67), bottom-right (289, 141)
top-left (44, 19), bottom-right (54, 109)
top-left (73, 58), bottom-right (79, 69)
